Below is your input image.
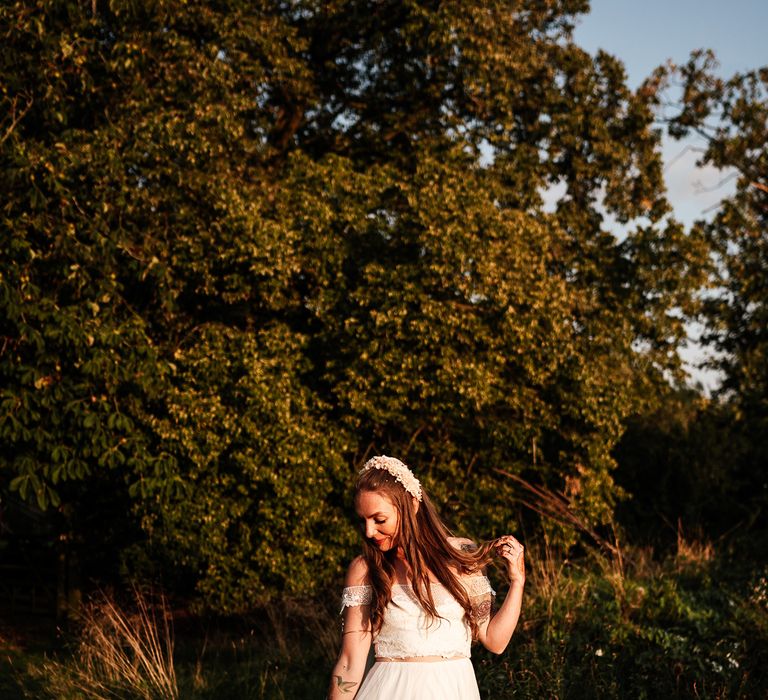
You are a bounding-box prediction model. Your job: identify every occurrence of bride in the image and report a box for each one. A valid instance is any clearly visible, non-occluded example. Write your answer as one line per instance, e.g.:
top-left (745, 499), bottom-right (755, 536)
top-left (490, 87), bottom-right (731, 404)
top-left (328, 455), bottom-right (526, 699)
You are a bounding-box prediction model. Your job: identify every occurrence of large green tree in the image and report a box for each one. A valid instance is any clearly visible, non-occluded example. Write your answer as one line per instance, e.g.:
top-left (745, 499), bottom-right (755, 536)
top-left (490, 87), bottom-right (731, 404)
top-left (653, 52), bottom-right (768, 532)
top-left (1, 0), bottom-right (707, 607)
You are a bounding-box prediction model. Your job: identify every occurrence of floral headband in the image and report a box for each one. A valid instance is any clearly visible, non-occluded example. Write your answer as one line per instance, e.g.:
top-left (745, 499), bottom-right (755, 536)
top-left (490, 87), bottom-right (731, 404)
top-left (359, 455), bottom-right (423, 502)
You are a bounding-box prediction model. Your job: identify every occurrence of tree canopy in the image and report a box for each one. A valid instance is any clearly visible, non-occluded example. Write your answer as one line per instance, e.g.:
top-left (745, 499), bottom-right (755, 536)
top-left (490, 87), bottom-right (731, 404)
top-left (0, 0), bottom-right (719, 607)
top-left (654, 52), bottom-right (768, 532)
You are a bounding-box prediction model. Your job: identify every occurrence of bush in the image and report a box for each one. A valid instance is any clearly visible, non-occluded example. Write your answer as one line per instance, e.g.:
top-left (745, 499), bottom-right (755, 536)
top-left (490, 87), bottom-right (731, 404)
top-left (475, 543), bottom-right (768, 698)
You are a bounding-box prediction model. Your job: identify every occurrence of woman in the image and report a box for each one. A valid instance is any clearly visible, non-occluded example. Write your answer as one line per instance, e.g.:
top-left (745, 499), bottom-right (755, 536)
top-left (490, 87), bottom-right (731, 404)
top-left (328, 455), bottom-right (525, 699)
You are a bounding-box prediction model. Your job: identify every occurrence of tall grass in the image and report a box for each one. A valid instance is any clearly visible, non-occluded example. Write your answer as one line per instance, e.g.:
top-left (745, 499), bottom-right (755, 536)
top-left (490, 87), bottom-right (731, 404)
top-left (10, 529), bottom-right (767, 699)
top-left (475, 534), bottom-right (768, 699)
top-left (35, 586), bottom-right (177, 700)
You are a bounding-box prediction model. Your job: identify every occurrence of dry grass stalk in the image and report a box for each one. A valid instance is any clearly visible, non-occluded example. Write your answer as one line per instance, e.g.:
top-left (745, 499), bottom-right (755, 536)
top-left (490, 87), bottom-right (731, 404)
top-left (524, 538), bottom-right (576, 622)
top-left (40, 586), bottom-right (178, 700)
top-left (282, 597), bottom-right (339, 664)
top-left (676, 520), bottom-right (714, 569)
top-left (493, 468), bottom-right (622, 559)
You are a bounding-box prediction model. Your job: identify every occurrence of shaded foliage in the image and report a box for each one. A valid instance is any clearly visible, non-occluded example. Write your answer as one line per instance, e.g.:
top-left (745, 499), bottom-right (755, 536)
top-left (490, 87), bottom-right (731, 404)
top-left (647, 51), bottom-right (768, 540)
top-left (475, 552), bottom-right (768, 698)
top-left (613, 389), bottom-right (753, 551)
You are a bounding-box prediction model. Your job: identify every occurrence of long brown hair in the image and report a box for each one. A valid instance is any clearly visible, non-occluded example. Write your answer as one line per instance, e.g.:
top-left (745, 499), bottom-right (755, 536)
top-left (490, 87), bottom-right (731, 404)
top-left (355, 465), bottom-right (499, 640)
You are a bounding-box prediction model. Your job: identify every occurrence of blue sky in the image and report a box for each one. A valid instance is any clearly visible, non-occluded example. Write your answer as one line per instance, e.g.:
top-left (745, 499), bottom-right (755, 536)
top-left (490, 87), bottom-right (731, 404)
top-left (573, 1), bottom-right (767, 393)
top-left (575, 0), bottom-right (767, 90)
top-left (574, 0), bottom-right (767, 229)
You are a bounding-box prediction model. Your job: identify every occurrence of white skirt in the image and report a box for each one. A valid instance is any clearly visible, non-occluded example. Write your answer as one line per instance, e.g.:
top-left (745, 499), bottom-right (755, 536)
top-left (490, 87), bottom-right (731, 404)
top-left (354, 658), bottom-right (480, 700)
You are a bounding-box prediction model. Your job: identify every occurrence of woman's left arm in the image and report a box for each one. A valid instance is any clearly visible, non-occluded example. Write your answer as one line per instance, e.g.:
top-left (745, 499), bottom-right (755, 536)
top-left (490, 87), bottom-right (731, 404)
top-left (476, 535), bottom-right (525, 654)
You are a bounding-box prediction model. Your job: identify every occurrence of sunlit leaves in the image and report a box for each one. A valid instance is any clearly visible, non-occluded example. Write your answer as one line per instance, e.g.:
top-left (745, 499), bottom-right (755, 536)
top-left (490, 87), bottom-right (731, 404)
top-left (0, 0), bottom-right (713, 606)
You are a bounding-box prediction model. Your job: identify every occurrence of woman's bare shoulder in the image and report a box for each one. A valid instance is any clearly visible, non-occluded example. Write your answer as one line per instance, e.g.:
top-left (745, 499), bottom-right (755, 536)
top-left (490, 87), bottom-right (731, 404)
top-left (344, 555), bottom-right (371, 587)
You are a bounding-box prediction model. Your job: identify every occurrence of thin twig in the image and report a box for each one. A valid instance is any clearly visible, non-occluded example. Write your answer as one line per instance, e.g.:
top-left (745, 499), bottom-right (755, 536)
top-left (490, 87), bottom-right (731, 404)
top-left (492, 468), bottom-right (621, 559)
top-left (0, 95), bottom-right (33, 146)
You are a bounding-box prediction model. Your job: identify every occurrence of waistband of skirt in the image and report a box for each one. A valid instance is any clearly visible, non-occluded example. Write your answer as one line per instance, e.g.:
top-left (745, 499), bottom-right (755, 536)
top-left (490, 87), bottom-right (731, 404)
top-left (375, 655), bottom-right (469, 663)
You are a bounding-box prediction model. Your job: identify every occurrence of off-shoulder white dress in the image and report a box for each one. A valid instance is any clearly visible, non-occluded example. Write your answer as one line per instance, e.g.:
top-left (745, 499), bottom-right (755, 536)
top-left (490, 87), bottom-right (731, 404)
top-left (340, 576), bottom-right (494, 699)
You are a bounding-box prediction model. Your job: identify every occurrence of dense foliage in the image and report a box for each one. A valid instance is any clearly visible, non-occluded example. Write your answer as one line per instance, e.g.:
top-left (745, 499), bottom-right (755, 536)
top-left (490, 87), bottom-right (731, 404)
top-left (669, 53), bottom-right (768, 532)
top-left (620, 52), bottom-right (768, 545)
top-left (0, 0), bottom-right (755, 611)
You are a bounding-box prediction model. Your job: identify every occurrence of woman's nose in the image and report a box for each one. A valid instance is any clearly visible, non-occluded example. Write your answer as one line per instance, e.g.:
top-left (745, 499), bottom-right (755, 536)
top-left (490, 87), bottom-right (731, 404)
top-left (365, 522), bottom-right (376, 538)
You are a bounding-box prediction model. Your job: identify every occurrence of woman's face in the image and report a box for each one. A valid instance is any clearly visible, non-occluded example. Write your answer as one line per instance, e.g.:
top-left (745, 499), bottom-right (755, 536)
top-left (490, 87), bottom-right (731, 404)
top-left (355, 490), bottom-right (400, 552)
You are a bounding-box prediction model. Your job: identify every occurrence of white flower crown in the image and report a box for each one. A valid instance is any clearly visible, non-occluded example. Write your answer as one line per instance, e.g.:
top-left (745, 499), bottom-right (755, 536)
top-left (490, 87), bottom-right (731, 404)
top-left (359, 455), bottom-right (423, 502)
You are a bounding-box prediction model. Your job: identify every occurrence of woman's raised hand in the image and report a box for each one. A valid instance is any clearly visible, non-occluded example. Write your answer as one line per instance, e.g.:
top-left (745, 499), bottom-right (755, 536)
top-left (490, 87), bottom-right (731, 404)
top-left (495, 535), bottom-right (526, 585)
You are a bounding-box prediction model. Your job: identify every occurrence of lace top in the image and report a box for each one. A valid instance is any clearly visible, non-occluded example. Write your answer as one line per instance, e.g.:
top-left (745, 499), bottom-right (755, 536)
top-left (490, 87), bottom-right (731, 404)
top-left (340, 576), bottom-right (495, 659)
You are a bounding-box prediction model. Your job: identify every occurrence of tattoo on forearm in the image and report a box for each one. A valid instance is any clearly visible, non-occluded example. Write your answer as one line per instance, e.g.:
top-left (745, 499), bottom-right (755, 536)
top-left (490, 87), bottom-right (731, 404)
top-left (334, 675), bottom-right (358, 693)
